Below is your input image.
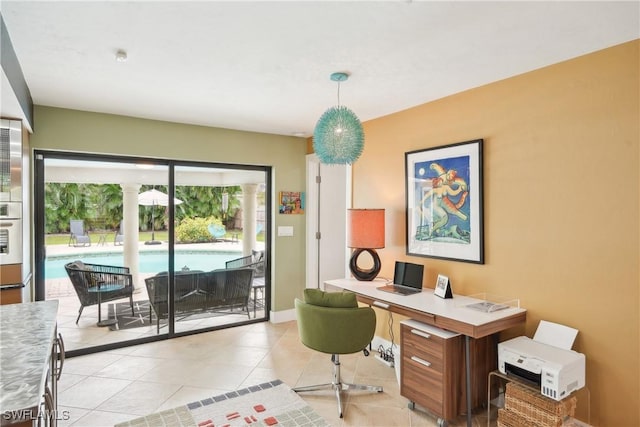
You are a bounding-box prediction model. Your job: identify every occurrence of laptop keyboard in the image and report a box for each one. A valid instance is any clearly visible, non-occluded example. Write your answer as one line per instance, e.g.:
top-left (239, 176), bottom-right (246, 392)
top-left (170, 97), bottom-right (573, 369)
top-left (378, 285), bottom-right (421, 295)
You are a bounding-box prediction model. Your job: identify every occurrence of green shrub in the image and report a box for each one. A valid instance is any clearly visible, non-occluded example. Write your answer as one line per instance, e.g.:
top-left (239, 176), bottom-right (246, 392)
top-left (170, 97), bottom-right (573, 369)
top-left (176, 216), bottom-right (224, 243)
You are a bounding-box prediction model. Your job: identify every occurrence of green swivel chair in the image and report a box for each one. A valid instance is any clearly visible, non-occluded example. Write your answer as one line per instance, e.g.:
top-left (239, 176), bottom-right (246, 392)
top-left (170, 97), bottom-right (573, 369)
top-left (293, 289), bottom-right (383, 418)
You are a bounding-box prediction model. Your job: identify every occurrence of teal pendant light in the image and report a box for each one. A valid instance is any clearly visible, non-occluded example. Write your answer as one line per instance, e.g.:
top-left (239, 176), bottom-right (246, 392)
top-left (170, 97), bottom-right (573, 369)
top-left (313, 72), bottom-right (364, 165)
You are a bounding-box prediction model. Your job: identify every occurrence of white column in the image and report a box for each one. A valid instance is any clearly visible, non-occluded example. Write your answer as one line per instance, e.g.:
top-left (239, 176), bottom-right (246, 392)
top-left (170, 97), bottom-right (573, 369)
top-left (121, 183), bottom-right (142, 292)
top-left (241, 184), bottom-right (258, 256)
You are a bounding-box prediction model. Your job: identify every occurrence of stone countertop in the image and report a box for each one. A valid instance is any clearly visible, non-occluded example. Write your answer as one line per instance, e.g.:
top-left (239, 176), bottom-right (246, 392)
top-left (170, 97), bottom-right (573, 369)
top-left (0, 300), bottom-right (59, 421)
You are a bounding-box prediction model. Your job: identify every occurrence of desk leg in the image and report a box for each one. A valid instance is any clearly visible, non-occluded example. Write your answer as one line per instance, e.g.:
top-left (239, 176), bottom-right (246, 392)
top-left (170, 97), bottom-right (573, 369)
top-left (465, 335), bottom-right (472, 427)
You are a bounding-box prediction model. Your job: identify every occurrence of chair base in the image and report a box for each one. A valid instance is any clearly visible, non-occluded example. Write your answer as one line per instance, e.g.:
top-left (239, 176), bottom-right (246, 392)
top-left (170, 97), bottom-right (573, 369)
top-left (293, 354), bottom-right (383, 418)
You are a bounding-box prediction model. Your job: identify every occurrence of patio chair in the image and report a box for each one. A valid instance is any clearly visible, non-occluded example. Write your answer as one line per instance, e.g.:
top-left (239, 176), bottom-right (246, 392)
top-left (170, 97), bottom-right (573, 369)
top-left (225, 250), bottom-right (264, 278)
top-left (64, 260), bottom-right (135, 324)
top-left (114, 221), bottom-right (124, 246)
top-left (145, 268), bottom-right (253, 332)
top-left (69, 219), bottom-right (91, 247)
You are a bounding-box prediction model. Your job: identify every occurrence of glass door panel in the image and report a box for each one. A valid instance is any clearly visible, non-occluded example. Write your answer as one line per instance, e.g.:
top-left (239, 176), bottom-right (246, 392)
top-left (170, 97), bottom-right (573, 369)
top-left (40, 155), bottom-right (169, 353)
top-left (172, 164), bottom-right (269, 334)
top-left (36, 153), bottom-right (270, 355)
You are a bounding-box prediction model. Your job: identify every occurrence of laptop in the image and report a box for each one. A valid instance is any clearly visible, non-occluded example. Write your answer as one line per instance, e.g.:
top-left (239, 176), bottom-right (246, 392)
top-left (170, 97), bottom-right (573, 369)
top-left (377, 261), bottom-right (424, 295)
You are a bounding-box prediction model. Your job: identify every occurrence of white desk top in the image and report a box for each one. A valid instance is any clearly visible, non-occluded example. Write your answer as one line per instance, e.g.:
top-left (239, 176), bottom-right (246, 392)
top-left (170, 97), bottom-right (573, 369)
top-left (325, 278), bottom-right (527, 338)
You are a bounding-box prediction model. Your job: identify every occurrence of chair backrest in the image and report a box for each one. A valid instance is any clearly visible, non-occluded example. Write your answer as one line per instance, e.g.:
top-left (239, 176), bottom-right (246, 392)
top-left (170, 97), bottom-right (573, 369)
top-left (295, 290), bottom-right (376, 355)
top-left (145, 270), bottom-right (207, 317)
top-left (204, 268), bottom-right (254, 305)
top-left (64, 261), bottom-right (97, 306)
top-left (70, 219), bottom-right (86, 235)
top-left (225, 253), bottom-right (265, 278)
top-left (225, 255), bottom-right (253, 269)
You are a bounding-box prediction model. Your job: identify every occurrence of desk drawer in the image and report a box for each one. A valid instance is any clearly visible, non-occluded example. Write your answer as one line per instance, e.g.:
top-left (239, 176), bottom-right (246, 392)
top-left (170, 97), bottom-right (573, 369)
top-left (400, 320), bottom-right (463, 421)
top-left (402, 327), bottom-right (446, 372)
top-left (402, 358), bottom-right (444, 415)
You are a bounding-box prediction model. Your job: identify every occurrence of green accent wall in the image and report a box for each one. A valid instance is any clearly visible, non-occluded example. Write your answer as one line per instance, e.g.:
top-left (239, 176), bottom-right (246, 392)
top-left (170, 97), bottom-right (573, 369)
top-left (30, 105), bottom-right (308, 312)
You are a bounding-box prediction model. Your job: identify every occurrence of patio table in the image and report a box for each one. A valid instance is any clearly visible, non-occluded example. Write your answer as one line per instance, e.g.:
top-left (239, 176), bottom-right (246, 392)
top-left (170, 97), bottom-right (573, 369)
top-left (88, 281), bottom-right (125, 326)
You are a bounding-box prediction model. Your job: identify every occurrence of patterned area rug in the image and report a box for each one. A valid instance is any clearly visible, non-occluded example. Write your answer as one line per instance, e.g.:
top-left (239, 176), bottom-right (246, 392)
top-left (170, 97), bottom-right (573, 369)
top-left (115, 380), bottom-right (329, 427)
top-left (107, 300), bottom-right (154, 330)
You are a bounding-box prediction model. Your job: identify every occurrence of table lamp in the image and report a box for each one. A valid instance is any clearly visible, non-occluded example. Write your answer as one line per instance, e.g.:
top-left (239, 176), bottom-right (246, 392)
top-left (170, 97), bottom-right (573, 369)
top-left (347, 208), bottom-right (385, 281)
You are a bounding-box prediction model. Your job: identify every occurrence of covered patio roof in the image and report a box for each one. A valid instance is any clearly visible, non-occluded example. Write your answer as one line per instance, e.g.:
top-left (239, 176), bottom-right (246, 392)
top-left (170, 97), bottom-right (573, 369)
top-left (44, 159), bottom-right (266, 186)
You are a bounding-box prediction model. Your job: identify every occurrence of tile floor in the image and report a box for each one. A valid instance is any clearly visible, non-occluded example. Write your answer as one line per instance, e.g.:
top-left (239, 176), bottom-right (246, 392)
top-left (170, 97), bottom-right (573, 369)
top-left (57, 320), bottom-right (491, 427)
top-left (46, 240), bottom-right (266, 353)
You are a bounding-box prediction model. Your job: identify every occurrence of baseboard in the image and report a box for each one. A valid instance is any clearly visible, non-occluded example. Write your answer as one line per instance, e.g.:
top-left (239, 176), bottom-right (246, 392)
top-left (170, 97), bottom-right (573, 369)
top-left (269, 308), bottom-right (296, 323)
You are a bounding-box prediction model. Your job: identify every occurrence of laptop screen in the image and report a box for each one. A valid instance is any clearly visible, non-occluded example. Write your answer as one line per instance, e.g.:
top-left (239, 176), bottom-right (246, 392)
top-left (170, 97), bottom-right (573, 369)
top-left (393, 261), bottom-right (424, 290)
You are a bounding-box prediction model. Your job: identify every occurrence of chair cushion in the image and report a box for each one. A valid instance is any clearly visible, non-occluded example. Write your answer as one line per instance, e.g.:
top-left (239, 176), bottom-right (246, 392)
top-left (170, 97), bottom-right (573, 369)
top-left (303, 289), bottom-right (357, 308)
top-left (67, 260), bottom-right (86, 270)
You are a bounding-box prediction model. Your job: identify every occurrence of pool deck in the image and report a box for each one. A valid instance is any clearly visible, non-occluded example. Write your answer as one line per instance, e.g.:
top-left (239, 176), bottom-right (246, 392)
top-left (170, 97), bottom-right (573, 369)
top-left (47, 238), bottom-right (261, 257)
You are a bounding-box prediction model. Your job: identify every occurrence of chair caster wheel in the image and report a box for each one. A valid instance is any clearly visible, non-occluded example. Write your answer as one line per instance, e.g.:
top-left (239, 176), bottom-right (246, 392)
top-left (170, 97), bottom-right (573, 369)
top-left (408, 401), bottom-right (415, 410)
top-left (437, 418), bottom-right (447, 427)
top-left (363, 348), bottom-right (370, 356)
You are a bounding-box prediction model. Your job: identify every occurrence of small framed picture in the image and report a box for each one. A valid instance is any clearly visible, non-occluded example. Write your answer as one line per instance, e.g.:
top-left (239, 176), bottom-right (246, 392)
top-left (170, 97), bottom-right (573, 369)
top-left (434, 274), bottom-right (453, 299)
top-left (279, 191), bottom-right (305, 214)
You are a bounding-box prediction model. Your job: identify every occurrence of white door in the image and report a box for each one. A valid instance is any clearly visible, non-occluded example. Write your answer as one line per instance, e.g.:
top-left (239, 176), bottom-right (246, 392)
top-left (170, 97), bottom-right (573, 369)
top-left (305, 154), bottom-right (351, 289)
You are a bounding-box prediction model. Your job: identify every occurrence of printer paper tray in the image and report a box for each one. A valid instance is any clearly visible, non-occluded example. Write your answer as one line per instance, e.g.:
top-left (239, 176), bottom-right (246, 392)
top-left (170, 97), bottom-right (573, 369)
top-left (504, 363), bottom-right (541, 387)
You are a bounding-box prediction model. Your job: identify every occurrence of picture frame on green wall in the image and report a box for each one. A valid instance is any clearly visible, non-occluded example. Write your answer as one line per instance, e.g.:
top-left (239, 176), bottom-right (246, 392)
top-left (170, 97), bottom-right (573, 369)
top-left (405, 139), bottom-right (484, 264)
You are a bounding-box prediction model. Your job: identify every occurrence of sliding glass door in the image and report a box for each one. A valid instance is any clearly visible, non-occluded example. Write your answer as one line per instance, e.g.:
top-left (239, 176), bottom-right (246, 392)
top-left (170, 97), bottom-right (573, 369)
top-left (35, 151), bottom-right (270, 356)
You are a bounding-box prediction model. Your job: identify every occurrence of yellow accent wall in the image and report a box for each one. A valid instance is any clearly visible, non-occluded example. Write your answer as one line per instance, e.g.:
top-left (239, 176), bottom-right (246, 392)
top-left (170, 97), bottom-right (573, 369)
top-left (30, 106), bottom-right (308, 312)
top-left (353, 40), bottom-right (639, 426)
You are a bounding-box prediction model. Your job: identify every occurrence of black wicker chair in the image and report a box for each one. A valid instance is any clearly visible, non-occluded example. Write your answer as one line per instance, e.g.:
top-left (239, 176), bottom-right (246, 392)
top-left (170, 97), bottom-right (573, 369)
top-left (145, 268), bottom-right (254, 332)
top-left (225, 250), bottom-right (264, 278)
top-left (64, 260), bottom-right (134, 324)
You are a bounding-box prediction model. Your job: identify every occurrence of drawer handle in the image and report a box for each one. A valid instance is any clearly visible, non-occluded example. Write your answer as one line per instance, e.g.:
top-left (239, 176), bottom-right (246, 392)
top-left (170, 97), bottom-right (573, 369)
top-left (373, 301), bottom-right (389, 309)
top-left (410, 329), bottom-right (431, 340)
top-left (411, 356), bottom-right (432, 367)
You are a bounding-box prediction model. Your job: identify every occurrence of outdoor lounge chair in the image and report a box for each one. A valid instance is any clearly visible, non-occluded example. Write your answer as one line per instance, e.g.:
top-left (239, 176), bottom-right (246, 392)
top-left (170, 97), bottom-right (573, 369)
top-left (64, 260), bottom-right (135, 324)
top-left (69, 219), bottom-right (91, 247)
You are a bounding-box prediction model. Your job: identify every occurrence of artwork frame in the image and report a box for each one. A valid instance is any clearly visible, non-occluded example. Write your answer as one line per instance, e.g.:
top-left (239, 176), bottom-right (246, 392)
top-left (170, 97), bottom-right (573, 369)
top-left (405, 139), bottom-right (484, 264)
top-left (279, 191), bottom-right (305, 214)
top-left (434, 274), bottom-right (453, 299)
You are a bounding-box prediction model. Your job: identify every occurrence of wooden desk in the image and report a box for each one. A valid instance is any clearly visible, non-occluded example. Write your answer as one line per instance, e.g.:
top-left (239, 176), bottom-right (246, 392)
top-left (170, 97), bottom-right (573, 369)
top-left (325, 278), bottom-right (526, 426)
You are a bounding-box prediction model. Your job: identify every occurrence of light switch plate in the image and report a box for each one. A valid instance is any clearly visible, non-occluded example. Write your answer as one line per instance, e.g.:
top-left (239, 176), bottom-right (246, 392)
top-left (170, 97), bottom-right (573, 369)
top-left (278, 226), bottom-right (294, 237)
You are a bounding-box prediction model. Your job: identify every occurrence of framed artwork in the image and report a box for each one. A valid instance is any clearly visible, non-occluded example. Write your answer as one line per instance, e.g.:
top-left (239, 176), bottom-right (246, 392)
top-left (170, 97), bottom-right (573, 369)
top-left (405, 139), bottom-right (484, 263)
top-left (279, 191), bottom-right (305, 214)
top-left (434, 274), bottom-right (453, 299)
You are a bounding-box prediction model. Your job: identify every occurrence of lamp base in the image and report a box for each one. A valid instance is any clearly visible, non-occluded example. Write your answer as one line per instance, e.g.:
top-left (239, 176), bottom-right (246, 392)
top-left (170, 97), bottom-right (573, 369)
top-left (349, 248), bottom-right (381, 281)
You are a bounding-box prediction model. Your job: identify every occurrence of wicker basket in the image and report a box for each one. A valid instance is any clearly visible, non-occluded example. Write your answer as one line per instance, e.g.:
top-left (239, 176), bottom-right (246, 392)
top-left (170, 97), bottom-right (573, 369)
top-left (498, 407), bottom-right (538, 427)
top-left (502, 382), bottom-right (577, 427)
top-left (506, 382), bottom-right (577, 415)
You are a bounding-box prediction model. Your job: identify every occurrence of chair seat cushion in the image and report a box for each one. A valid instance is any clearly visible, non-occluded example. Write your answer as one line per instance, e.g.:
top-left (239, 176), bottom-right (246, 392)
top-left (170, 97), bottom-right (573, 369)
top-left (303, 288), bottom-right (357, 308)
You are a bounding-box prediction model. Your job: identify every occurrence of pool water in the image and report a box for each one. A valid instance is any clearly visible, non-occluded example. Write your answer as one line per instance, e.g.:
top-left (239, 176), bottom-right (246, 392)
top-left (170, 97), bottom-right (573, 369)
top-left (45, 250), bottom-right (241, 279)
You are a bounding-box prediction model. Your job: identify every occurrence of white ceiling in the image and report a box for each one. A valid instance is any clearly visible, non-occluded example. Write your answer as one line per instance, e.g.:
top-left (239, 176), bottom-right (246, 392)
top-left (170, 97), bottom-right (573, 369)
top-left (1, 1), bottom-right (638, 137)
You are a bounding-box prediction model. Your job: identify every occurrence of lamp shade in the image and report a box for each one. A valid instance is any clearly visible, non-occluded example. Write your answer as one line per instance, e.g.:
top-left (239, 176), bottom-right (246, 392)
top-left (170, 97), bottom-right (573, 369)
top-left (347, 209), bottom-right (385, 249)
top-left (313, 105), bottom-right (364, 165)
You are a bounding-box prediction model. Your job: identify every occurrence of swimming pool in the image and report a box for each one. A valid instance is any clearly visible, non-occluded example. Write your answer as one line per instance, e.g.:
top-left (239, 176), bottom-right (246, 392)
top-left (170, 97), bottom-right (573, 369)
top-left (45, 250), bottom-right (242, 279)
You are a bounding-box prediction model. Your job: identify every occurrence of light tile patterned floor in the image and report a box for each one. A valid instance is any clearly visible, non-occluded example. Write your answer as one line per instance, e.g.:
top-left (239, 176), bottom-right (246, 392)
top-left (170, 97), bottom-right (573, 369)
top-left (56, 321), bottom-right (490, 426)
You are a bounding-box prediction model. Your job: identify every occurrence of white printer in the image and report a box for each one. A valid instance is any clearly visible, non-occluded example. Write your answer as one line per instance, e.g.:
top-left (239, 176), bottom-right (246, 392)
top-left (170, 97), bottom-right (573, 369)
top-left (498, 321), bottom-right (585, 401)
